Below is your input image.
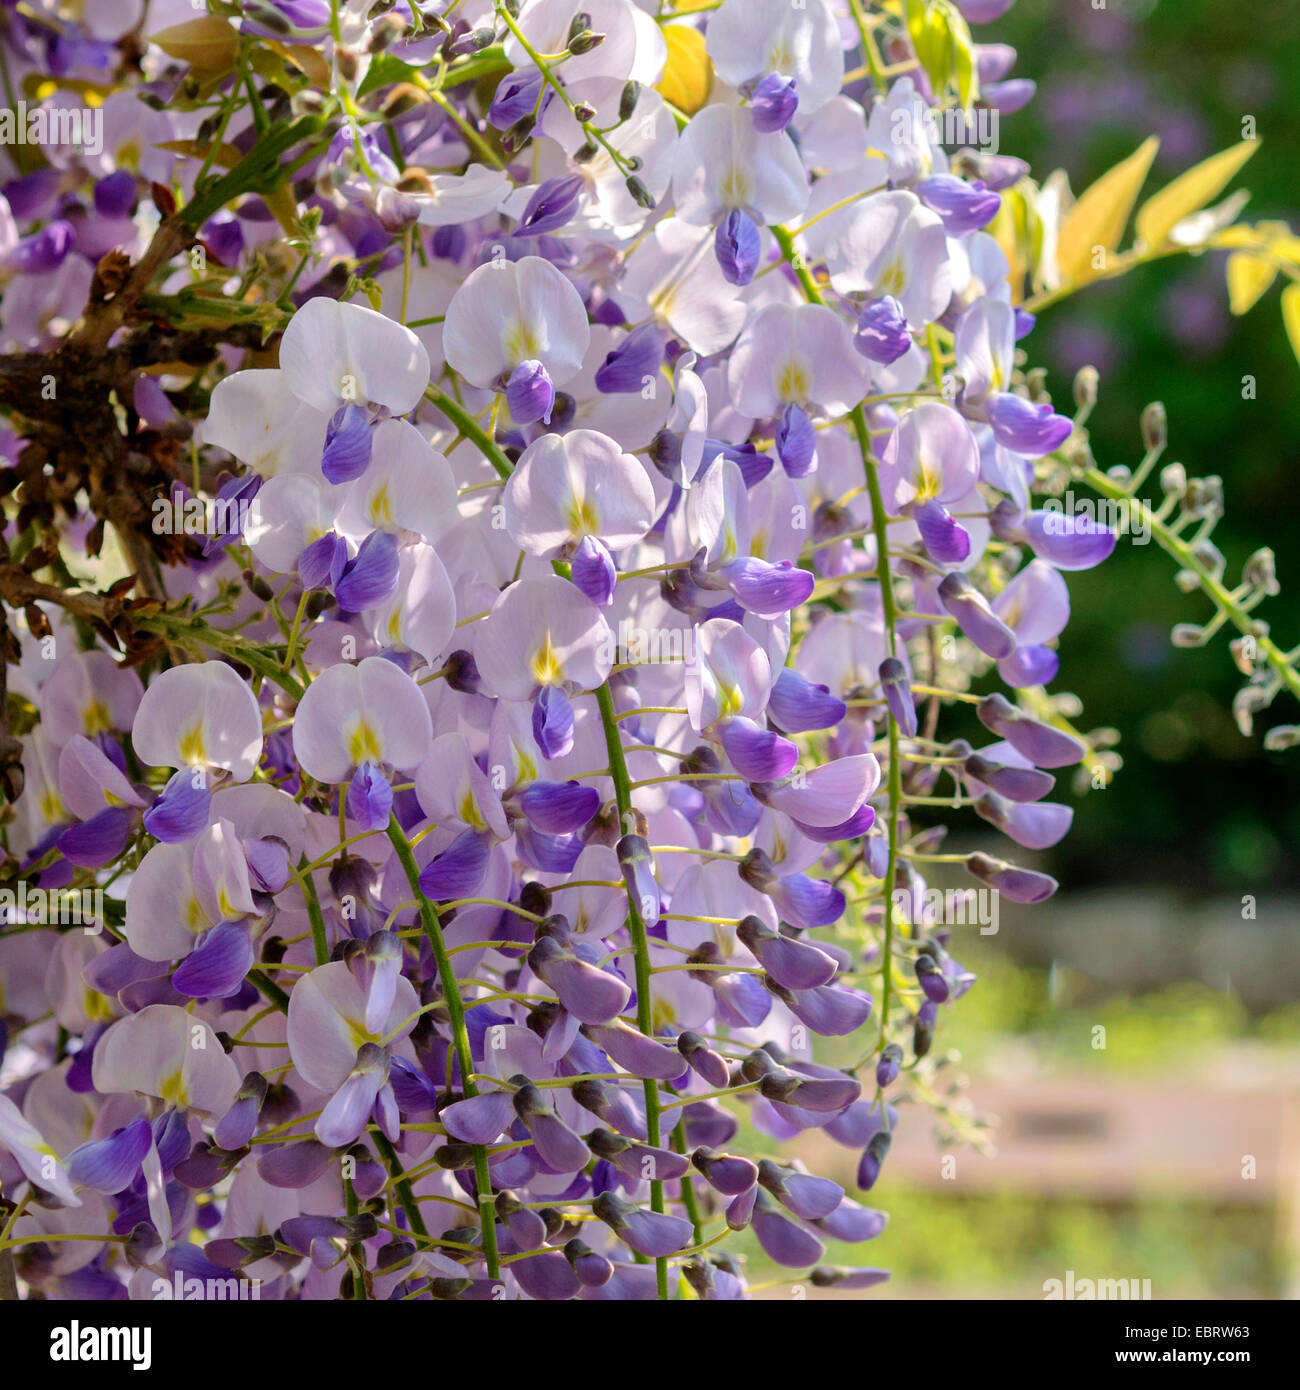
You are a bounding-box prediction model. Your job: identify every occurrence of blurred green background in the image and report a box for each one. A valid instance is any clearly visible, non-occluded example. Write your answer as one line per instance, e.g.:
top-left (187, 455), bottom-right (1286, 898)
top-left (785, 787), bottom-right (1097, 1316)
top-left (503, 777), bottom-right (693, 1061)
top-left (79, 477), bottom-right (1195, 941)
top-left (997, 0), bottom-right (1300, 890)
top-left (757, 0), bottom-right (1300, 1301)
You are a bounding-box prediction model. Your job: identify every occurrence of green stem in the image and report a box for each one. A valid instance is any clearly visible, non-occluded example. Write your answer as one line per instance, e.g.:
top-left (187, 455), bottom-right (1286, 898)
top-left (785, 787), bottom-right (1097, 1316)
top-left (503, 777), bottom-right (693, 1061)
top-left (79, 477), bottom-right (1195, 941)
top-left (770, 223), bottom-right (906, 1068)
top-left (594, 682), bottom-right (670, 1300)
top-left (423, 386), bottom-right (513, 481)
top-left (1081, 467), bottom-right (1300, 705)
top-left (385, 816), bottom-right (500, 1280)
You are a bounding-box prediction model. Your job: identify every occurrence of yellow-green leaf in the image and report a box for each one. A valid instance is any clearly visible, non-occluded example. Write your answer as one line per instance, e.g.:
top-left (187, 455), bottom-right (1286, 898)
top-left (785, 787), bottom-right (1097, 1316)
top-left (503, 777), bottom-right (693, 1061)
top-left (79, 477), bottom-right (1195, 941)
top-left (656, 25), bottom-right (711, 116)
top-left (1282, 283), bottom-right (1300, 372)
top-left (1225, 252), bottom-right (1277, 316)
top-left (150, 18), bottom-right (239, 76)
top-left (1056, 136), bottom-right (1160, 285)
top-left (1135, 140), bottom-right (1258, 248)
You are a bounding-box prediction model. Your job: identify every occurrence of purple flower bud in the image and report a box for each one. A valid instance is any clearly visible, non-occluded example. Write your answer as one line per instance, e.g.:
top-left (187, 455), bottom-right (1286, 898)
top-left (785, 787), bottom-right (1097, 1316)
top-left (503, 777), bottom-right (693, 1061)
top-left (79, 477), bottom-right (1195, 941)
top-left (751, 1192), bottom-right (826, 1267)
top-left (965, 850), bottom-right (1058, 904)
top-left (489, 69), bottom-right (546, 128)
top-left (985, 392), bottom-right (1073, 457)
top-left (335, 529), bottom-right (399, 612)
top-left (298, 531), bottom-right (349, 592)
top-left (258, 1139), bottom-right (334, 1189)
top-left (878, 657), bottom-right (918, 738)
top-left (441, 1090), bottom-right (513, 1145)
top-left (1014, 307), bottom-right (1036, 339)
top-left (1020, 509), bottom-right (1117, 570)
top-left (976, 692), bottom-right (1085, 768)
top-left (856, 1128), bottom-right (891, 1191)
top-left (768, 668), bottom-right (846, 733)
top-left (720, 556), bottom-right (815, 619)
top-left (565, 1239), bottom-right (614, 1287)
top-left (5, 219), bottom-right (74, 274)
top-left (345, 761), bottom-right (393, 831)
top-left (983, 78), bottom-right (1037, 113)
top-left (974, 791), bottom-right (1073, 849)
top-left (720, 716), bottom-right (799, 781)
top-left (528, 936), bottom-right (631, 1025)
top-left (963, 752), bottom-right (1055, 802)
top-left (693, 1147), bottom-right (758, 1196)
top-left (58, 807), bottom-right (134, 868)
top-left (322, 402), bottom-right (373, 484)
top-left (758, 1160), bottom-right (843, 1221)
top-left (914, 953), bottom-right (950, 1003)
top-left (583, 1021), bottom-right (686, 1082)
top-left (966, 152), bottom-right (1030, 191)
top-left (737, 916), bottom-right (838, 991)
top-left (507, 359), bottom-right (556, 425)
top-left (775, 402), bottom-right (817, 478)
top-left (594, 323), bottom-right (663, 393)
top-left (513, 1080), bottom-right (592, 1172)
top-left (518, 780), bottom-right (599, 834)
top-left (418, 827), bottom-right (491, 899)
top-left (516, 174), bottom-right (584, 237)
top-left (570, 534), bottom-right (617, 605)
top-left (999, 642), bottom-right (1059, 687)
top-left (938, 572), bottom-right (1018, 658)
top-left (143, 767), bottom-right (211, 843)
top-left (914, 499), bottom-right (972, 565)
top-left (532, 685), bottom-right (576, 760)
top-left (875, 1044), bottom-right (903, 1089)
top-left (214, 1073), bottom-right (269, 1151)
top-left (915, 174), bottom-right (1001, 235)
top-left (94, 169), bottom-right (137, 219)
top-left (853, 296), bottom-right (912, 364)
top-left (750, 73), bottom-right (799, 133)
top-left (173, 921), bottom-right (254, 1000)
top-left (572, 1079), bottom-right (648, 1140)
top-left (714, 208), bottom-right (761, 286)
top-left (594, 1191), bottom-right (693, 1258)
top-left (68, 1117), bottom-right (152, 1193)
top-left (976, 42), bottom-right (1018, 83)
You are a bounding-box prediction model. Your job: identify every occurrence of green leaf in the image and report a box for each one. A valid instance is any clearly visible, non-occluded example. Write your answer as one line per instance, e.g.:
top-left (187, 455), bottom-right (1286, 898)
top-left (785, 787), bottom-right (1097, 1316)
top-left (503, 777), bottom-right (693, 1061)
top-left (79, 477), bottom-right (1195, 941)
top-left (1225, 252), bottom-right (1277, 316)
top-left (1056, 136), bottom-right (1160, 285)
top-left (1135, 141), bottom-right (1259, 248)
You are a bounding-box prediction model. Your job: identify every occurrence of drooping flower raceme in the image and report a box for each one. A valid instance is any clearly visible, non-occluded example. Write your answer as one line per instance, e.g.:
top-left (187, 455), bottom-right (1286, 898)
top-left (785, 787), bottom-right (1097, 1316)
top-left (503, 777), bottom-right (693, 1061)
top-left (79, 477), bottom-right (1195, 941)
top-left (0, 0), bottom-right (1286, 1307)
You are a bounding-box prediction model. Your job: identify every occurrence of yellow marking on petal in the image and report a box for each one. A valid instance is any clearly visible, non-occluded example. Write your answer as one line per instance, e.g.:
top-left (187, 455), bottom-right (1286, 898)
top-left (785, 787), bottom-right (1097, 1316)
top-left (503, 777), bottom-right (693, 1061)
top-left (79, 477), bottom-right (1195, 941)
top-left (513, 741), bottom-right (538, 787)
top-left (718, 683), bottom-right (744, 720)
top-left (386, 607), bottom-right (404, 644)
top-left (218, 890), bottom-right (240, 920)
top-left (564, 493), bottom-right (600, 537)
top-left (459, 791), bottom-right (485, 831)
top-left (348, 720), bottom-right (382, 765)
top-left (530, 632), bottom-right (562, 687)
top-left (503, 319), bottom-right (540, 366)
top-left (178, 722), bottom-right (207, 766)
top-left (777, 359), bottom-right (810, 403)
top-left (41, 789), bottom-right (68, 824)
top-left (159, 1068), bottom-right (189, 1108)
top-left (878, 256), bottom-right (906, 296)
top-left (721, 166), bottom-right (753, 207)
top-left (915, 458), bottom-right (944, 502)
top-left (186, 896), bottom-right (206, 931)
top-left (651, 993), bottom-right (677, 1032)
top-left (83, 986), bottom-right (115, 1024)
top-left (83, 699), bottom-right (111, 735)
top-left (767, 42), bottom-right (792, 71)
top-left (367, 483), bottom-right (394, 528)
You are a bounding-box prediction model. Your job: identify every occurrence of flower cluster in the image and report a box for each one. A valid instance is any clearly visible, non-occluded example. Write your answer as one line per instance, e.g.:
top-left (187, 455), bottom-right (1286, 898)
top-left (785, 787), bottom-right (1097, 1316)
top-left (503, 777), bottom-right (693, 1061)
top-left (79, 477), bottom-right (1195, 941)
top-left (0, 0), bottom-right (1293, 1302)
